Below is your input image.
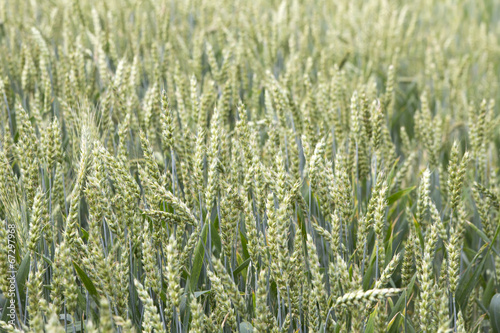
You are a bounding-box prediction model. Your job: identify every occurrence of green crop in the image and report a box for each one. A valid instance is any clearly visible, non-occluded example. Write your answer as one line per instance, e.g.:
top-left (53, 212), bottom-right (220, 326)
top-left (0, 0), bottom-right (499, 332)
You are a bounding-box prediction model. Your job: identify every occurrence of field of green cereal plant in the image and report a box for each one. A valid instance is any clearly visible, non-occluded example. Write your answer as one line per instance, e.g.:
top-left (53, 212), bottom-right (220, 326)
top-left (0, 0), bottom-right (500, 332)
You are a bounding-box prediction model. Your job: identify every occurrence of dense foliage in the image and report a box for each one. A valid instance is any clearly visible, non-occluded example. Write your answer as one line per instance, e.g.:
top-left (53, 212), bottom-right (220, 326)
top-left (0, 0), bottom-right (500, 332)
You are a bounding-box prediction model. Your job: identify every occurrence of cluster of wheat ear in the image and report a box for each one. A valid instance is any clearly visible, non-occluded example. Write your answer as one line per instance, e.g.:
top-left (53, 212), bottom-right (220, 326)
top-left (1, 0), bottom-right (500, 332)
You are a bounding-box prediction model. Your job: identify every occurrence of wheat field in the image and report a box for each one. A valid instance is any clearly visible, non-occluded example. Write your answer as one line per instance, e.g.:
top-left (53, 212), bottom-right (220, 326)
top-left (0, 0), bottom-right (499, 332)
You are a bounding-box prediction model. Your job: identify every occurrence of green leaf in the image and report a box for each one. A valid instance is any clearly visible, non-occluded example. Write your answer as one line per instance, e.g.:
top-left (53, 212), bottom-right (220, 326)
top-left (387, 186), bottom-right (415, 205)
top-left (0, 293), bottom-right (8, 323)
top-left (405, 320), bottom-right (417, 333)
top-left (189, 222), bottom-right (209, 292)
top-left (180, 293), bottom-right (188, 320)
top-left (456, 243), bottom-right (489, 314)
top-left (42, 255), bottom-right (53, 266)
top-left (466, 221), bottom-right (491, 244)
top-left (386, 158), bottom-right (401, 189)
top-left (466, 221), bottom-right (500, 257)
top-left (76, 288), bottom-right (98, 323)
top-left (80, 227), bottom-right (89, 242)
top-left (457, 222), bottom-right (500, 314)
top-left (240, 230), bottom-right (250, 260)
top-left (388, 275), bottom-right (416, 333)
top-left (388, 291), bottom-right (406, 323)
top-left (407, 273), bottom-right (417, 296)
top-left (73, 261), bottom-right (99, 300)
top-left (233, 258), bottom-right (251, 277)
top-left (387, 312), bottom-right (400, 332)
top-left (482, 278), bottom-right (496, 309)
top-left (16, 253), bottom-right (30, 299)
top-left (490, 294), bottom-right (500, 333)
top-left (194, 290), bottom-right (210, 298)
top-left (365, 308), bottom-right (377, 333)
top-left (362, 249), bottom-right (377, 291)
